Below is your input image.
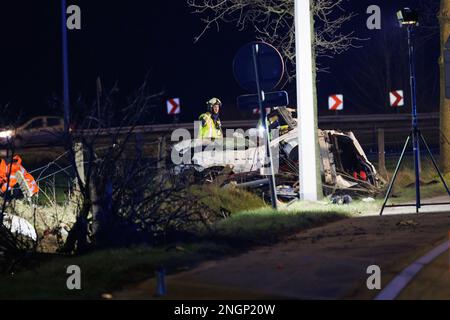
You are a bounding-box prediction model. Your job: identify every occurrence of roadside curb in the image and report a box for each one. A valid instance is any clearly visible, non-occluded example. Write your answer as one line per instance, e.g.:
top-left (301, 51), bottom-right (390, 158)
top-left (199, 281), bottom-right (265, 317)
top-left (375, 239), bottom-right (450, 300)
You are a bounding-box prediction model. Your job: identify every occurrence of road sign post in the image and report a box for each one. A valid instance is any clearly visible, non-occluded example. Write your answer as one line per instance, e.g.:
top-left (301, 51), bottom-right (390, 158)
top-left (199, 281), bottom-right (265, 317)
top-left (233, 41), bottom-right (286, 209)
top-left (251, 44), bottom-right (278, 209)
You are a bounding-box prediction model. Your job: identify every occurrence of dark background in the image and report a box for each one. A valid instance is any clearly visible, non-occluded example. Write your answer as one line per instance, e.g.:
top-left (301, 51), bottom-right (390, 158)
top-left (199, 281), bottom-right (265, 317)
top-left (0, 0), bottom-right (441, 125)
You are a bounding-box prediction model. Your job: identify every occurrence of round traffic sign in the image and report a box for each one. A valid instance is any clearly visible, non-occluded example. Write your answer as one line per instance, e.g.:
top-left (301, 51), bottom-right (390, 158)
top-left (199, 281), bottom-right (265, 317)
top-left (233, 41), bottom-right (284, 92)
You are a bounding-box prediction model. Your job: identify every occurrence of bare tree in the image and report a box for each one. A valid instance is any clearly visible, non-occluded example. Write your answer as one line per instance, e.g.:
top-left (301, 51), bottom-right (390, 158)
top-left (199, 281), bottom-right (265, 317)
top-left (187, 0), bottom-right (359, 76)
top-left (61, 79), bottom-right (219, 253)
top-left (439, 0), bottom-right (450, 173)
top-left (0, 77), bottom-right (221, 259)
top-left (61, 80), bottom-right (161, 253)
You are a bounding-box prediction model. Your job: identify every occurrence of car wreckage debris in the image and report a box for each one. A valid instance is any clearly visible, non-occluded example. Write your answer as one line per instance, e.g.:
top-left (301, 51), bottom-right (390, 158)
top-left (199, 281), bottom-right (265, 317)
top-left (172, 107), bottom-right (384, 200)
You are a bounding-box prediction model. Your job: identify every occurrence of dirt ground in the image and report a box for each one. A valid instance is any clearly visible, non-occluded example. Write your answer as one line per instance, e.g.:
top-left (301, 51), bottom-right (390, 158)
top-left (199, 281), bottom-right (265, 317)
top-left (114, 203), bottom-right (450, 300)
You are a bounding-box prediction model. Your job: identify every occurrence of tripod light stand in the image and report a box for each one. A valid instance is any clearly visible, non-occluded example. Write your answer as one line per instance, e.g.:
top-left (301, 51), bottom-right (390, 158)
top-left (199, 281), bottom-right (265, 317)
top-left (379, 8), bottom-right (450, 215)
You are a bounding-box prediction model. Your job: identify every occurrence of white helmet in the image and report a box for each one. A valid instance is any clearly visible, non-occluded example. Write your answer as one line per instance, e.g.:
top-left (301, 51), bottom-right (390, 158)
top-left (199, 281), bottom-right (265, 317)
top-left (206, 97), bottom-right (222, 111)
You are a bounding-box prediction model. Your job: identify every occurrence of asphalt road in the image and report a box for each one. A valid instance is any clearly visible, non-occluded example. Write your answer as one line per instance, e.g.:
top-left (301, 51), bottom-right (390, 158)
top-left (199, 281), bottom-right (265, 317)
top-left (114, 199), bottom-right (450, 300)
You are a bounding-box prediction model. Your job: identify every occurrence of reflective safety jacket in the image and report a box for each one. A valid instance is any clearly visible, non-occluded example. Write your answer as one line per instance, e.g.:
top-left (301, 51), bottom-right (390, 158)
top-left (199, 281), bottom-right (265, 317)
top-left (198, 112), bottom-right (222, 139)
top-left (0, 156), bottom-right (39, 197)
top-left (0, 159), bottom-right (7, 186)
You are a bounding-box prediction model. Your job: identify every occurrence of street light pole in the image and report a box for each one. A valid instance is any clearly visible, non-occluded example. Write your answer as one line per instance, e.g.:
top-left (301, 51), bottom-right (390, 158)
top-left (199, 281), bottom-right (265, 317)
top-left (294, 0), bottom-right (319, 201)
top-left (61, 0), bottom-right (70, 135)
top-left (407, 25), bottom-right (421, 212)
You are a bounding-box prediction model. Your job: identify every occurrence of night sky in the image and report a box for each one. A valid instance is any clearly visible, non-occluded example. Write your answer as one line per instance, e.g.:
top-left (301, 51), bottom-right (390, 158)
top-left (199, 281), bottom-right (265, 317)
top-left (0, 0), bottom-right (441, 125)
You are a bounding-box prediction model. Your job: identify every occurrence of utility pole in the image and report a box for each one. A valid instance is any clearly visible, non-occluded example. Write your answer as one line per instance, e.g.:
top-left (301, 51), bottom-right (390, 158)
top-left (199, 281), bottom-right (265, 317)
top-left (96, 77), bottom-right (102, 126)
top-left (61, 0), bottom-right (70, 136)
top-left (294, 0), bottom-right (319, 201)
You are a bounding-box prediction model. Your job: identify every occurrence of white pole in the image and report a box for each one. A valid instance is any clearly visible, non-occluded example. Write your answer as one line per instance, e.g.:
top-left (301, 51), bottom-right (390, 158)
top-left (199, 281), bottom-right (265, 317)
top-left (295, 0), bottom-right (318, 201)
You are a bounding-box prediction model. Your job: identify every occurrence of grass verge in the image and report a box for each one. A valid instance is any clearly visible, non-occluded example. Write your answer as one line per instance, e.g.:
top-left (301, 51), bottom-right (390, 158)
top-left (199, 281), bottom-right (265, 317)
top-left (0, 206), bottom-right (349, 299)
top-left (189, 184), bottom-right (265, 214)
top-left (379, 155), bottom-right (450, 201)
top-left (0, 243), bottom-right (232, 299)
top-left (194, 205), bottom-right (350, 246)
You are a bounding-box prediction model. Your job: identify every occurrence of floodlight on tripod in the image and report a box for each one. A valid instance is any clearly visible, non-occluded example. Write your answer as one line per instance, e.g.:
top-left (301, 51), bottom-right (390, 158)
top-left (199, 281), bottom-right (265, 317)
top-left (396, 8), bottom-right (419, 27)
top-left (379, 8), bottom-right (450, 215)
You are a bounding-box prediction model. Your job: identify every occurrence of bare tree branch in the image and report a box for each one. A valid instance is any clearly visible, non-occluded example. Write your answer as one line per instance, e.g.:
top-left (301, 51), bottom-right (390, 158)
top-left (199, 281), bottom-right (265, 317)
top-left (187, 0), bottom-right (361, 77)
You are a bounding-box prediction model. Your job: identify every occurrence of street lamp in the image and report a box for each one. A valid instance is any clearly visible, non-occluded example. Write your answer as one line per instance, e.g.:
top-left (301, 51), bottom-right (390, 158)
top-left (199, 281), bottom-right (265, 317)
top-left (400, 8), bottom-right (421, 212)
top-left (380, 8), bottom-right (450, 215)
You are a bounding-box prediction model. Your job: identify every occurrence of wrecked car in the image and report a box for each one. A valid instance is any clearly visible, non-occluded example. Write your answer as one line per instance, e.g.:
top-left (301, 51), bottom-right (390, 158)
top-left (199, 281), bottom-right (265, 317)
top-left (172, 107), bottom-right (383, 199)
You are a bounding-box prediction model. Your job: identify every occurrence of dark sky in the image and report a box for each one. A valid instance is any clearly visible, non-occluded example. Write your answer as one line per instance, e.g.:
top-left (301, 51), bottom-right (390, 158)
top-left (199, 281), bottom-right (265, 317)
top-left (318, 0), bottom-right (441, 116)
top-left (0, 0), bottom-right (441, 125)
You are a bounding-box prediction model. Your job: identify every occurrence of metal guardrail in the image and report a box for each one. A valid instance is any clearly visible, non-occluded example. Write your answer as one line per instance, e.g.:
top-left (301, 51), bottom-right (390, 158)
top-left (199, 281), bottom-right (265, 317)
top-left (77, 112), bottom-right (439, 136)
top-left (317, 112), bottom-right (438, 124)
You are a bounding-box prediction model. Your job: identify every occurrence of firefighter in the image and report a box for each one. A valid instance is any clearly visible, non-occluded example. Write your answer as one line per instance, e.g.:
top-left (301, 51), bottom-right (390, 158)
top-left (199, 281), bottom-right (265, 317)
top-left (198, 97), bottom-right (223, 139)
top-left (0, 155), bottom-right (39, 198)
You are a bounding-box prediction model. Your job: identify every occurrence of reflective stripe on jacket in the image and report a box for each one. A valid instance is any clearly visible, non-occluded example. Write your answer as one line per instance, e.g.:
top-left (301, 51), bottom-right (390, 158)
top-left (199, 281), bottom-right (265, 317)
top-left (198, 112), bottom-right (222, 139)
top-left (0, 156), bottom-right (39, 196)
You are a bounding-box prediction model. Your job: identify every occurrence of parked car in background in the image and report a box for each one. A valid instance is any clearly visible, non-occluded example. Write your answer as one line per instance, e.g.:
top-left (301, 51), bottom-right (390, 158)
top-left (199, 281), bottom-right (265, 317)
top-left (0, 116), bottom-right (64, 147)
